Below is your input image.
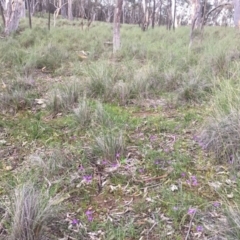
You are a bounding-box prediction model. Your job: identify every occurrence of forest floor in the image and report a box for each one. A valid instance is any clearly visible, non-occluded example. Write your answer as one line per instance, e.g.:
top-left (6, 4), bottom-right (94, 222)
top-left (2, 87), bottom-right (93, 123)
top-left (0, 18), bottom-right (240, 239)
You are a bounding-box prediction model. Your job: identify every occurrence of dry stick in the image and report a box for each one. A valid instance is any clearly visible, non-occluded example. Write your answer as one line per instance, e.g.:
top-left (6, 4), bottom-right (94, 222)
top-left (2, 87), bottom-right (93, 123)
top-left (185, 211), bottom-right (196, 240)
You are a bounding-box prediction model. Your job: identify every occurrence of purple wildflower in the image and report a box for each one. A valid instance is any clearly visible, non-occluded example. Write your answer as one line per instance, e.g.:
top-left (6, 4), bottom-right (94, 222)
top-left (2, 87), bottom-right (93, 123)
top-left (112, 162), bottom-right (119, 167)
top-left (181, 172), bottom-right (186, 178)
top-left (83, 175), bottom-right (92, 183)
top-left (196, 225), bottom-right (203, 232)
top-left (101, 160), bottom-right (108, 165)
top-left (138, 168), bottom-right (145, 173)
top-left (164, 148), bottom-right (170, 153)
top-left (71, 219), bottom-right (79, 225)
top-left (172, 206), bottom-right (179, 211)
top-left (213, 202), bottom-right (220, 207)
top-left (155, 160), bottom-right (160, 165)
top-left (116, 153), bottom-right (120, 159)
top-left (78, 165), bottom-right (84, 171)
top-left (187, 175), bottom-right (198, 186)
top-left (188, 208), bottom-right (197, 215)
top-left (86, 210), bottom-right (94, 221)
top-left (191, 176), bottom-right (198, 186)
top-left (150, 135), bottom-right (157, 142)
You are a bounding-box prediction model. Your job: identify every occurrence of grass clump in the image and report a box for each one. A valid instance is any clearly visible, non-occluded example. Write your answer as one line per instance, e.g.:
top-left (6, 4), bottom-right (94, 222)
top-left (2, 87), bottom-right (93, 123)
top-left (5, 183), bottom-right (61, 240)
top-left (48, 81), bottom-right (83, 113)
top-left (0, 78), bottom-right (36, 113)
top-left (92, 130), bottom-right (125, 162)
top-left (73, 98), bottom-right (94, 129)
top-left (198, 79), bottom-right (240, 163)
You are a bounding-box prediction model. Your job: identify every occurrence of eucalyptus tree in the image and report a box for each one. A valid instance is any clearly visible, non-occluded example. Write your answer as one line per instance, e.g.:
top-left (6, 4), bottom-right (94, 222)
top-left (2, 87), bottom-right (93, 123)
top-left (113, 0), bottom-right (123, 52)
top-left (0, 0), bottom-right (25, 35)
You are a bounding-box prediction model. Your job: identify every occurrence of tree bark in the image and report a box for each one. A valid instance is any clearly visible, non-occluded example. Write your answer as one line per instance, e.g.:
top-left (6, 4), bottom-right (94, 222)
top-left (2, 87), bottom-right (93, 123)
top-left (191, 0), bottom-right (202, 30)
top-left (171, 0), bottom-right (176, 30)
top-left (234, 0), bottom-right (240, 27)
top-left (0, 1), bottom-right (6, 28)
top-left (48, 0), bottom-right (50, 30)
top-left (4, 0), bottom-right (24, 35)
top-left (27, 0), bottom-right (32, 28)
top-left (113, 0), bottom-right (123, 53)
top-left (152, 0), bottom-right (155, 28)
top-left (68, 0), bottom-right (73, 20)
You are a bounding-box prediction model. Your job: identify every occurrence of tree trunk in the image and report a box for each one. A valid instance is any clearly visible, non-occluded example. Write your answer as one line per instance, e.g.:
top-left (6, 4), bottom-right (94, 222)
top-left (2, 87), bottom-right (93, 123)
top-left (68, 0), bottom-right (73, 20)
top-left (4, 0), bottom-right (24, 35)
top-left (171, 0), bottom-right (176, 30)
top-left (61, 0), bottom-right (67, 18)
top-left (152, 0), bottom-right (155, 28)
top-left (0, 1), bottom-right (6, 28)
top-left (234, 0), bottom-right (240, 27)
top-left (48, 0), bottom-right (50, 30)
top-left (27, 0), bottom-right (32, 28)
top-left (166, 0), bottom-right (172, 30)
top-left (113, 0), bottom-right (123, 53)
top-left (191, 0), bottom-right (202, 30)
top-left (141, 0), bottom-right (148, 31)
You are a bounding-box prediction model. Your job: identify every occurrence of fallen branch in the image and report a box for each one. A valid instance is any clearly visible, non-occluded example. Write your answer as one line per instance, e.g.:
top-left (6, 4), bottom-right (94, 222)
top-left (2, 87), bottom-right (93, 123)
top-left (185, 210), bottom-right (196, 240)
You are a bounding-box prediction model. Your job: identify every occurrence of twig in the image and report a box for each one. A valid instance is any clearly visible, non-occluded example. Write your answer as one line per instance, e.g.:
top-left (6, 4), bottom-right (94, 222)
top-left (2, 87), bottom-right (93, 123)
top-left (185, 211), bottom-right (196, 240)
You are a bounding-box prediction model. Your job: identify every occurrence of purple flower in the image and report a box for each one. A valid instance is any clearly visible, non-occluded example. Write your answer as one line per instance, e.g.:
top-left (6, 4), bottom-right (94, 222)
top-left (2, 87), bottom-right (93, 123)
top-left (164, 148), bottom-right (170, 153)
top-left (78, 165), bottom-right (84, 171)
top-left (71, 218), bottom-right (79, 225)
top-left (188, 208), bottom-right (197, 215)
top-left (154, 160), bottom-right (160, 165)
top-left (138, 168), bottom-right (145, 173)
top-left (173, 206), bottom-right (179, 211)
top-left (150, 135), bottom-right (157, 142)
top-left (193, 135), bottom-right (198, 141)
top-left (112, 162), bottom-right (119, 167)
top-left (213, 202), bottom-right (220, 207)
top-left (101, 160), bottom-right (108, 165)
top-left (196, 225), bottom-right (203, 232)
top-left (116, 153), bottom-right (120, 159)
top-left (181, 172), bottom-right (186, 178)
top-left (83, 175), bottom-right (92, 183)
top-left (191, 176), bottom-right (198, 186)
top-left (187, 176), bottom-right (198, 186)
top-left (192, 180), bottom-right (198, 186)
top-left (86, 210), bottom-right (94, 221)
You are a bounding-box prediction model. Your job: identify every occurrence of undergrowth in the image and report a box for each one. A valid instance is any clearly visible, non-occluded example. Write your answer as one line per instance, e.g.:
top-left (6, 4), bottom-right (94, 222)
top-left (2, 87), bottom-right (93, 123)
top-left (1, 18), bottom-right (240, 239)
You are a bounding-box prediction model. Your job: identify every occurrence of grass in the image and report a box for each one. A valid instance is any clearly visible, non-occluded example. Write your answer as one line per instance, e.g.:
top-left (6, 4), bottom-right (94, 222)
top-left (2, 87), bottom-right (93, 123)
top-left (1, 17), bottom-right (240, 239)
top-left (3, 183), bottom-right (61, 240)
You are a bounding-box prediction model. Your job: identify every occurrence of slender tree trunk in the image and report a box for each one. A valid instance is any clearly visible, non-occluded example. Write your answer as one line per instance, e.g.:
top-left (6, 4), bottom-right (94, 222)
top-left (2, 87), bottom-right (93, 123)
top-left (166, 0), bottom-right (172, 30)
top-left (158, 2), bottom-right (162, 26)
top-left (152, 0), bottom-right (155, 28)
top-left (48, 0), bottom-right (51, 30)
top-left (68, 0), bottom-right (73, 20)
top-left (61, 0), bottom-right (67, 18)
top-left (0, 1), bottom-right (6, 28)
top-left (234, 0), bottom-right (240, 27)
top-left (113, 0), bottom-right (123, 53)
top-left (171, 0), bottom-right (176, 30)
top-left (27, 0), bottom-right (32, 28)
